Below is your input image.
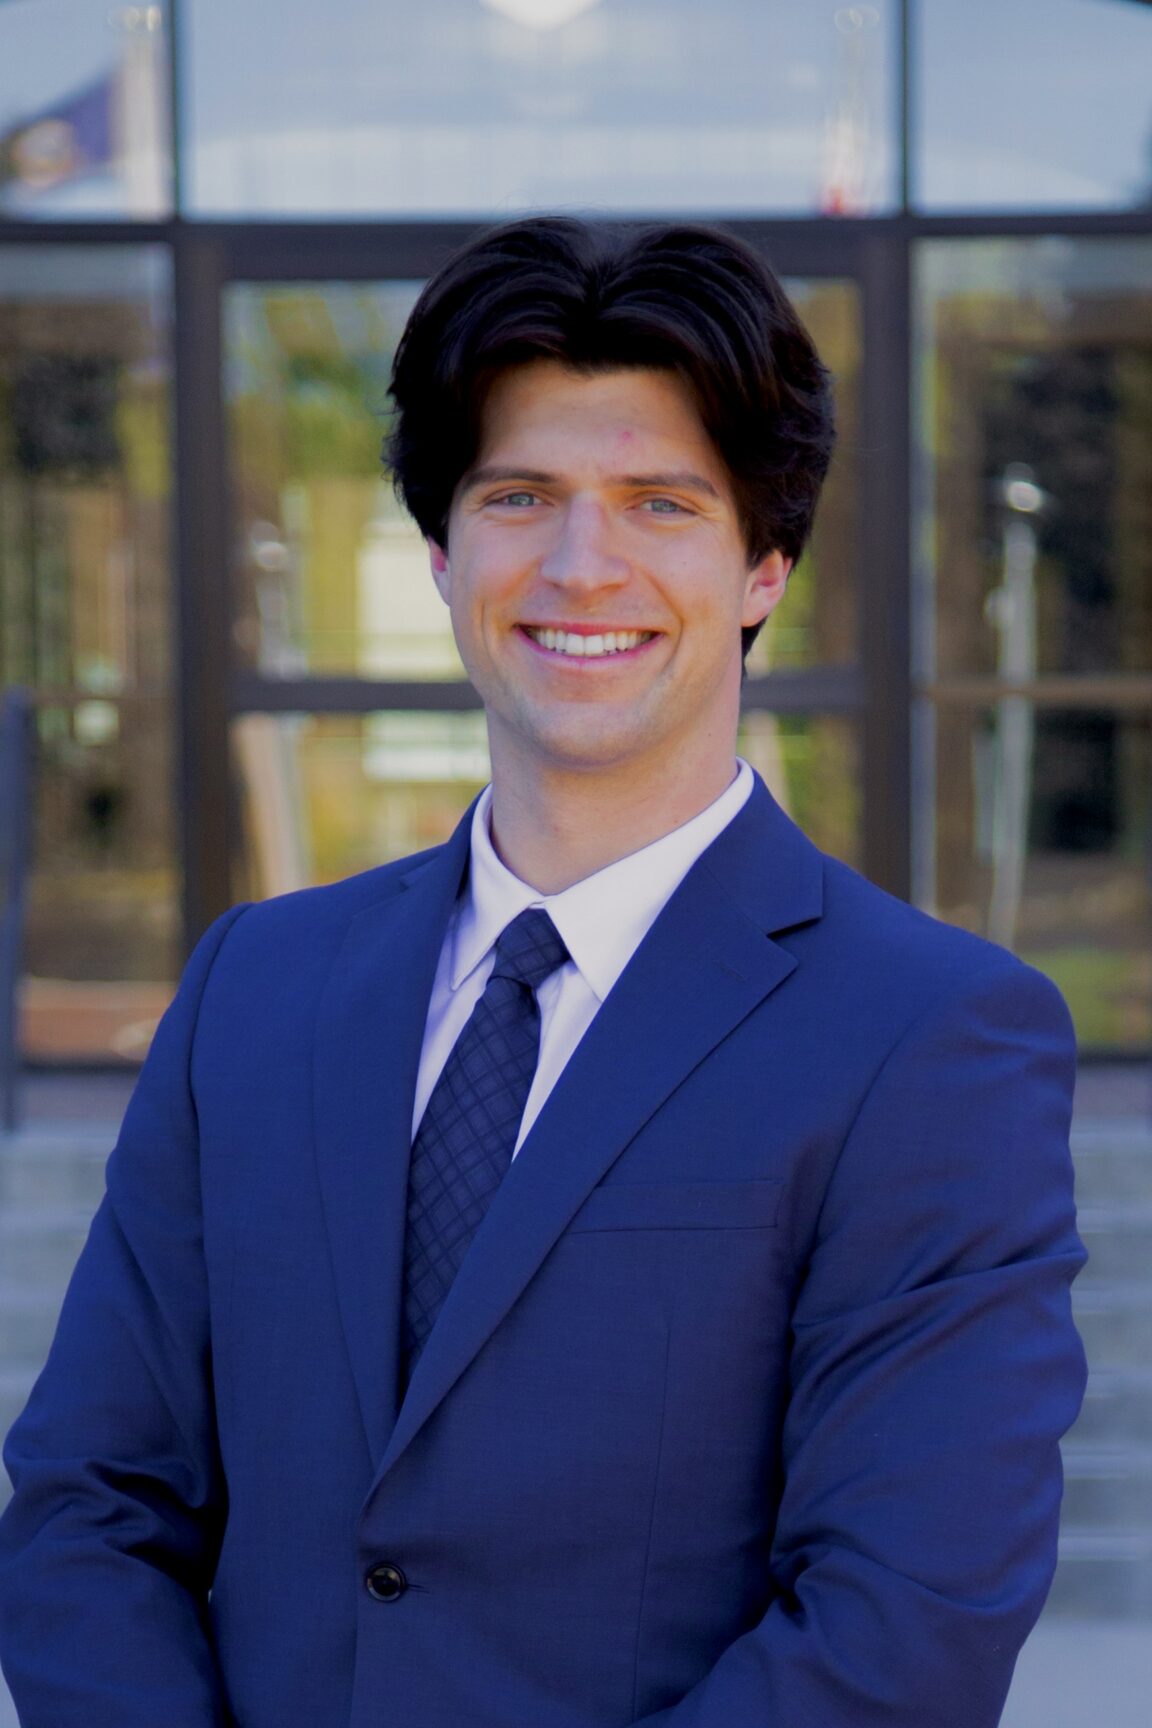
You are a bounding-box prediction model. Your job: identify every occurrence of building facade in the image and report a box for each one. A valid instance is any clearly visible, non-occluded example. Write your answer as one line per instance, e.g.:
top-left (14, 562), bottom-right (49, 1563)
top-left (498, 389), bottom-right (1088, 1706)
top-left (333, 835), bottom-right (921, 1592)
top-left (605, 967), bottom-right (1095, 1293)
top-left (1, 0), bottom-right (1151, 1064)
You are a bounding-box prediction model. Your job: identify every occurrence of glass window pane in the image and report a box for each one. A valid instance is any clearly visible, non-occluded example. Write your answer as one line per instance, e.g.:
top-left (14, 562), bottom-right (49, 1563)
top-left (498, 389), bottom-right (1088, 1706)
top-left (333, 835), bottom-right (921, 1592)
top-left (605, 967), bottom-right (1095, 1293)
top-left (226, 282), bottom-right (466, 682)
top-left (745, 279), bottom-right (860, 674)
top-left (738, 710), bottom-right (860, 868)
top-left (229, 273), bottom-right (862, 684)
top-left (0, 2), bottom-right (172, 219)
top-left (27, 698), bottom-right (178, 1060)
top-left (231, 711), bottom-right (490, 898)
top-left (0, 246), bottom-right (177, 1061)
top-left (229, 709), bottom-right (858, 898)
top-left (916, 238), bottom-right (1152, 680)
top-left (916, 0), bottom-right (1152, 213)
top-left (185, 0), bottom-right (897, 217)
top-left (920, 703), bottom-right (1151, 1051)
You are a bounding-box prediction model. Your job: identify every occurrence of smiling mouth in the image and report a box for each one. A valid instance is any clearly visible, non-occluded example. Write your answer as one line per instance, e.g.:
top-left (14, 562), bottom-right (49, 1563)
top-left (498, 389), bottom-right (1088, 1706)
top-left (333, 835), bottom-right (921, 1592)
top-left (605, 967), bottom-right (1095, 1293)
top-left (520, 626), bottom-right (658, 659)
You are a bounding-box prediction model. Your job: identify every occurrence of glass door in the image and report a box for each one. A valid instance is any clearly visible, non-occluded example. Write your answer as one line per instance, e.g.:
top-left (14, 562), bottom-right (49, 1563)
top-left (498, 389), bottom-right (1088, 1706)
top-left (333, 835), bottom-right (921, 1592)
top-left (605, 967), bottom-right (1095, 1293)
top-left (0, 243), bottom-right (178, 1062)
top-left (915, 236), bottom-right (1152, 1054)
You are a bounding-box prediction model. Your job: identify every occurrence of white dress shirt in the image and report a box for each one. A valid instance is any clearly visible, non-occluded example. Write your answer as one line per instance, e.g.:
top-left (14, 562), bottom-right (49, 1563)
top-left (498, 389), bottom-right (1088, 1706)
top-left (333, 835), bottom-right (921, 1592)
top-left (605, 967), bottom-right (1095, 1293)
top-left (411, 760), bottom-right (754, 1154)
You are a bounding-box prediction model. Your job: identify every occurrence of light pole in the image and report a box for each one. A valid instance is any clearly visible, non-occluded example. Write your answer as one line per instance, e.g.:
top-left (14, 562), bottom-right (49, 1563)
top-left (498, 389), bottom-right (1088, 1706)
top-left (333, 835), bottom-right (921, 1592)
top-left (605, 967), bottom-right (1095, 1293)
top-left (985, 464), bottom-right (1047, 950)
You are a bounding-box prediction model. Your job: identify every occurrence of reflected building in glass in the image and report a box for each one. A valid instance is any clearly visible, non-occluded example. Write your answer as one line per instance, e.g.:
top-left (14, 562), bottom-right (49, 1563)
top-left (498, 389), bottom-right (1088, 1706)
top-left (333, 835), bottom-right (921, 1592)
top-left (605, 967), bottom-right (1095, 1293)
top-left (182, 0), bottom-right (897, 216)
top-left (0, 245), bottom-right (177, 1058)
top-left (916, 238), bottom-right (1152, 1049)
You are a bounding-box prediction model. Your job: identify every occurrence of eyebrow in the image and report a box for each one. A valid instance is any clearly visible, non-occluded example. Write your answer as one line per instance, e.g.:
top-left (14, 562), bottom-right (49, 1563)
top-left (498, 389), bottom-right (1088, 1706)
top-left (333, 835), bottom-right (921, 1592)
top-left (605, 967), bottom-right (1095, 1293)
top-left (622, 470), bottom-right (723, 501)
top-left (462, 466), bottom-right (556, 493)
top-left (462, 465), bottom-right (723, 501)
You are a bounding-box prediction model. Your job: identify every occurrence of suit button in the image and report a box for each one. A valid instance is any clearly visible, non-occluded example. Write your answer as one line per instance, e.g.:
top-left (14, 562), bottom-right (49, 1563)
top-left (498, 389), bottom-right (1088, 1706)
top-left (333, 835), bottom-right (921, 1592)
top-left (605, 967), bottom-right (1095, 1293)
top-left (365, 1562), bottom-right (407, 1602)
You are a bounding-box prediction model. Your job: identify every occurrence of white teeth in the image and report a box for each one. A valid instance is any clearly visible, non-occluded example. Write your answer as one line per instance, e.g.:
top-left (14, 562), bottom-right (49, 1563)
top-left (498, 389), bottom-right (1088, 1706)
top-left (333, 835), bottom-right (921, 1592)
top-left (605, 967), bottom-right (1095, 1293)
top-left (527, 627), bottom-right (652, 657)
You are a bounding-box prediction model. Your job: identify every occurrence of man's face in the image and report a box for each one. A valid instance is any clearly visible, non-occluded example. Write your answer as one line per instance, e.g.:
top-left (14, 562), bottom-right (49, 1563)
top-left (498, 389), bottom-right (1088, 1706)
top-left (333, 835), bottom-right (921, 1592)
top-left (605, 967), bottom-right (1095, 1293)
top-left (429, 360), bottom-right (790, 785)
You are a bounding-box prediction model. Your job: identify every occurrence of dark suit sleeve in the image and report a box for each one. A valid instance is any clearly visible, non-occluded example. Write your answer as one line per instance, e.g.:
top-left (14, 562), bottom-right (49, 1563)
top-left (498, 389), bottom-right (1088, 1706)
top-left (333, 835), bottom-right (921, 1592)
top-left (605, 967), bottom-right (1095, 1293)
top-left (632, 956), bottom-right (1088, 1728)
top-left (0, 906), bottom-right (250, 1728)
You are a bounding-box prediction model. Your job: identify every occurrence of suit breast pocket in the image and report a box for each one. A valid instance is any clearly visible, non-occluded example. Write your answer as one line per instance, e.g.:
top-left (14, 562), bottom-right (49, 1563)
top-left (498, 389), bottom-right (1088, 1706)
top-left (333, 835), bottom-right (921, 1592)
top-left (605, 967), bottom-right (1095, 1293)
top-left (566, 1178), bottom-right (783, 1233)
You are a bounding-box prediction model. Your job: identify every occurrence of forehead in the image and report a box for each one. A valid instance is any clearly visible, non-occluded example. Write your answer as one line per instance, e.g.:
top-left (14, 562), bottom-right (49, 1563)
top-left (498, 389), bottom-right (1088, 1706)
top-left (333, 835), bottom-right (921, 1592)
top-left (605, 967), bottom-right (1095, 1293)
top-left (475, 360), bottom-right (718, 467)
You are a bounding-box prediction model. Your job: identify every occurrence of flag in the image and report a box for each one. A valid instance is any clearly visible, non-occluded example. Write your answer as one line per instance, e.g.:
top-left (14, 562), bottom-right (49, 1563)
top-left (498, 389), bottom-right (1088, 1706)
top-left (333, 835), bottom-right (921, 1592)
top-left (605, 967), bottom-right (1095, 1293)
top-left (0, 69), bottom-right (117, 198)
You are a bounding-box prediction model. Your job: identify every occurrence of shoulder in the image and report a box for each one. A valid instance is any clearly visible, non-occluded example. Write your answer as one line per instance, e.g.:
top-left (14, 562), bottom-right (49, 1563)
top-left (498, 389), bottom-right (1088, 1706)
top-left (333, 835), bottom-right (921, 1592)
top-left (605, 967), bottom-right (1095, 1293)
top-left (731, 778), bottom-right (1065, 1037)
top-left (186, 844), bottom-right (447, 995)
top-left (799, 848), bottom-right (1073, 1048)
top-left (787, 857), bottom-right (1078, 1249)
top-left (239, 845), bottom-right (440, 933)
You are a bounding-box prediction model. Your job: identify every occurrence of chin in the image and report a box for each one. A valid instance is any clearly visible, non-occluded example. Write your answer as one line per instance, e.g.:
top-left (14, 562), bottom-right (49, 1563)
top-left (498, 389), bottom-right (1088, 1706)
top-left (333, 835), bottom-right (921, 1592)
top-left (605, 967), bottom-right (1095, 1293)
top-left (524, 723), bottom-right (667, 776)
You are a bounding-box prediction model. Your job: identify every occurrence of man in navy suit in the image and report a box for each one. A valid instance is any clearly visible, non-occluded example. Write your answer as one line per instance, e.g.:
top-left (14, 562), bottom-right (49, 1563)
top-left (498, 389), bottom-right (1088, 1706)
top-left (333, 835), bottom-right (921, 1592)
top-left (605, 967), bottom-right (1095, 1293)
top-left (1, 218), bottom-right (1086, 1727)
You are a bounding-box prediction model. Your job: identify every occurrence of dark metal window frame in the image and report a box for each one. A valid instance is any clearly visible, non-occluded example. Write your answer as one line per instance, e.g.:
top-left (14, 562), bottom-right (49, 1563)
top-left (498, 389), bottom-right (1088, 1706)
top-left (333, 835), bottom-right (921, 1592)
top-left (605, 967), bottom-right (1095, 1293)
top-left (191, 217), bottom-right (896, 939)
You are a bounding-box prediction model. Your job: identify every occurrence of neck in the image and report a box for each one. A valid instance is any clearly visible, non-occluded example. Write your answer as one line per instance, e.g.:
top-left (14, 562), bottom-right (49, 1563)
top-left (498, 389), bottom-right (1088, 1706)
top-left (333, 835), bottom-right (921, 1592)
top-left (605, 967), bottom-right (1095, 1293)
top-left (486, 745), bottom-right (740, 895)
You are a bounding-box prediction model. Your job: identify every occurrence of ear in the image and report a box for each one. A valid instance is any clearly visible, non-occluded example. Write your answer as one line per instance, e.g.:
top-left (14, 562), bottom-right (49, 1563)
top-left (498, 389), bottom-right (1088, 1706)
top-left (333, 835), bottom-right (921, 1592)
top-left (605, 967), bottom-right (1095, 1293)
top-left (741, 549), bottom-right (792, 630)
top-left (428, 539), bottom-right (451, 603)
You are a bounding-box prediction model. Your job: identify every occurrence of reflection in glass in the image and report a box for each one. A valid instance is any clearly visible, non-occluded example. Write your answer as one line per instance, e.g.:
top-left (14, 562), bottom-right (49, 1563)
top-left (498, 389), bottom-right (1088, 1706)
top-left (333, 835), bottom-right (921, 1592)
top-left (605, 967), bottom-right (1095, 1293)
top-left (0, 247), bottom-right (176, 1060)
top-left (917, 0), bottom-right (1152, 212)
top-left (745, 279), bottom-right (860, 675)
top-left (738, 710), bottom-right (859, 867)
top-left (926, 705), bottom-right (1151, 1050)
top-left (0, 2), bottom-right (171, 219)
top-left (231, 709), bottom-right (857, 899)
top-left (232, 711), bottom-right (490, 899)
top-left (917, 239), bottom-right (1152, 679)
top-left (226, 282), bottom-right (466, 681)
top-left (229, 273), bottom-right (860, 684)
top-left (27, 698), bottom-right (177, 1059)
top-left (186, 0), bottom-right (897, 217)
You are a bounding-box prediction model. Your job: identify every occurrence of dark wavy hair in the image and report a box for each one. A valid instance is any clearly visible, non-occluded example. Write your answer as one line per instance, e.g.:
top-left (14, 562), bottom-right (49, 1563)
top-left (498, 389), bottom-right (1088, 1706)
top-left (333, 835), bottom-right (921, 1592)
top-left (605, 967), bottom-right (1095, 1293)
top-left (386, 216), bottom-right (835, 657)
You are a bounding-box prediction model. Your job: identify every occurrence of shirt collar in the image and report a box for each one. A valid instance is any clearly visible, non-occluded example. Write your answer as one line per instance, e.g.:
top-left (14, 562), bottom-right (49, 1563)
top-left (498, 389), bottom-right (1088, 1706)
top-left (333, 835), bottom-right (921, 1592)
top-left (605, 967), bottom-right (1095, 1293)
top-left (450, 761), bottom-right (754, 1004)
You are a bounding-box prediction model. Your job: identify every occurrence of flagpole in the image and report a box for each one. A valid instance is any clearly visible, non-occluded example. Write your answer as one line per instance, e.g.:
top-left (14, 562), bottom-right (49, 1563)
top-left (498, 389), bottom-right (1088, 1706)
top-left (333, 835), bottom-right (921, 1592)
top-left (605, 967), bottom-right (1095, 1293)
top-left (113, 5), bottom-right (168, 217)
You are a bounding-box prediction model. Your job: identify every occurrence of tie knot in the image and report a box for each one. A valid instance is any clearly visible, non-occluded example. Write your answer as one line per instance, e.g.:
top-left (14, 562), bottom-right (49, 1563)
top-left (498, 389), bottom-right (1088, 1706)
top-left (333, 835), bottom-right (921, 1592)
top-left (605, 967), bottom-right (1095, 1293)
top-left (490, 907), bottom-right (569, 993)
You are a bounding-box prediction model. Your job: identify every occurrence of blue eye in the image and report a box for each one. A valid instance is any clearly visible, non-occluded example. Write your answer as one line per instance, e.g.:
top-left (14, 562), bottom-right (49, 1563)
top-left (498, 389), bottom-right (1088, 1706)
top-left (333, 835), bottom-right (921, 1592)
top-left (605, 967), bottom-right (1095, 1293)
top-left (645, 497), bottom-right (687, 514)
top-left (496, 491), bottom-right (538, 507)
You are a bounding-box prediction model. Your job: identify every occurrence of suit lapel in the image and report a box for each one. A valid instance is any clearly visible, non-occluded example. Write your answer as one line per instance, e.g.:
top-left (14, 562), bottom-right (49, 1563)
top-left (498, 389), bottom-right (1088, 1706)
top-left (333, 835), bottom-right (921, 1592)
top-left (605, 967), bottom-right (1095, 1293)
top-left (312, 807), bottom-right (474, 1465)
top-left (375, 777), bottom-right (824, 1483)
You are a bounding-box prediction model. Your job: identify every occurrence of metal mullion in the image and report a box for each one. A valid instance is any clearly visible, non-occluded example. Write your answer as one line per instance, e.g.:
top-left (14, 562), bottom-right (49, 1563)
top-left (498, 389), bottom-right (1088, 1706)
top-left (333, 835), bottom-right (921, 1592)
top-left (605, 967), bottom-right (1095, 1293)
top-left (20, 687), bottom-right (172, 707)
top-left (167, 0), bottom-right (185, 217)
top-left (207, 219), bottom-right (870, 288)
top-left (859, 224), bottom-right (913, 899)
top-left (908, 210), bottom-right (1152, 239)
top-left (726, 222), bottom-right (867, 279)
top-left (173, 225), bottom-right (233, 948)
top-left (3, 214), bottom-right (1152, 258)
top-left (215, 222), bottom-right (487, 284)
top-left (0, 221), bottom-right (177, 245)
top-left (899, 0), bottom-right (913, 213)
top-left (923, 677), bottom-right (1152, 711)
top-left (228, 667), bottom-right (868, 720)
top-left (740, 668), bottom-right (864, 715)
top-left (231, 677), bottom-right (483, 716)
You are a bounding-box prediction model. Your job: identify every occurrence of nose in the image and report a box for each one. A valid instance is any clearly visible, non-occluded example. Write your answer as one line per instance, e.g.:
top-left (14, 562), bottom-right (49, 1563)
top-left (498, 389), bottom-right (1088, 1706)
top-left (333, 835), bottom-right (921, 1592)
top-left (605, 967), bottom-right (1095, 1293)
top-left (538, 496), bottom-right (629, 595)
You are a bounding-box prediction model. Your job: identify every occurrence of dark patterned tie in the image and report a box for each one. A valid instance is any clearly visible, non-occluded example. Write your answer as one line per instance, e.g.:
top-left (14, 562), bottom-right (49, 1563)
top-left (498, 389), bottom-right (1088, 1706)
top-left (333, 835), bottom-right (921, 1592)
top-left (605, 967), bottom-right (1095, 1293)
top-left (401, 907), bottom-right (570, 1379)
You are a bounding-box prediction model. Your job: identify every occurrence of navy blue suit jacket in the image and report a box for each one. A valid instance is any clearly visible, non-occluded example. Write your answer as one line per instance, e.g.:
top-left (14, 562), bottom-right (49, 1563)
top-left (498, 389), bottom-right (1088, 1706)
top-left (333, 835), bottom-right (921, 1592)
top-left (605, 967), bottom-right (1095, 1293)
top-left (0, 777), bottom-right (1087, 1726)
